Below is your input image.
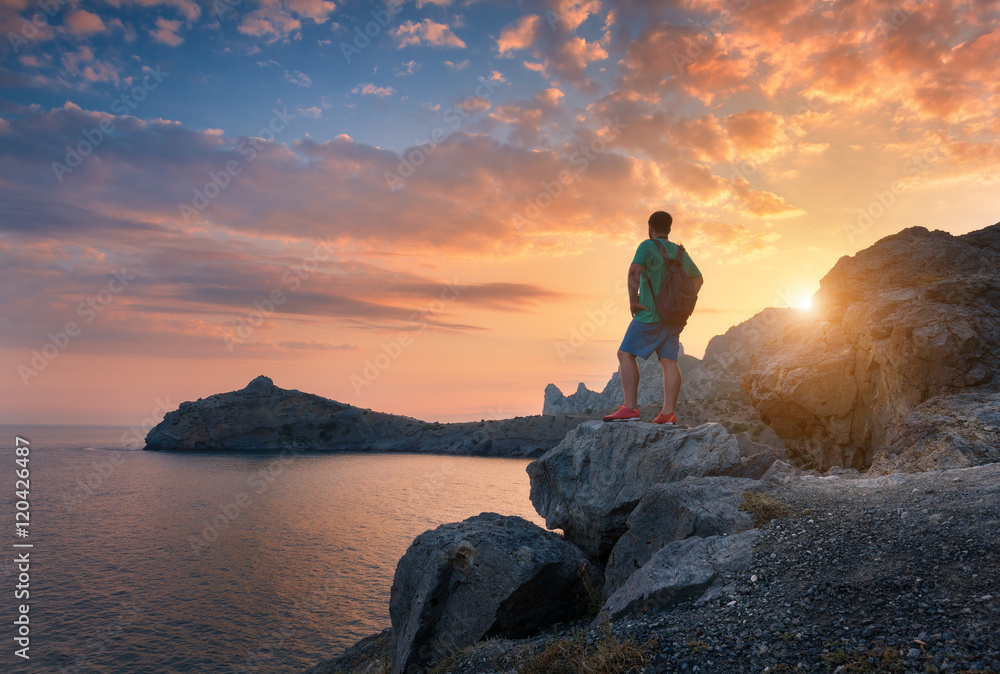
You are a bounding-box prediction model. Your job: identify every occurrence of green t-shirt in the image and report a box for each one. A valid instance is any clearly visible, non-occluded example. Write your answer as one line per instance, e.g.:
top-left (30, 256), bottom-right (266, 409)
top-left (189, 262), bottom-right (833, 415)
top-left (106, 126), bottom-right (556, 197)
top-left (632, 238), bottom-right (702, 324)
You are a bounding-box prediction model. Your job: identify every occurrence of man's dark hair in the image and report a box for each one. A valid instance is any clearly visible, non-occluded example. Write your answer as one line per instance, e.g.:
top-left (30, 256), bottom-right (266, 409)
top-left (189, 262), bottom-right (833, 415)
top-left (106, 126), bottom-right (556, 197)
top-left (648, 211), bottom-right (673, 236)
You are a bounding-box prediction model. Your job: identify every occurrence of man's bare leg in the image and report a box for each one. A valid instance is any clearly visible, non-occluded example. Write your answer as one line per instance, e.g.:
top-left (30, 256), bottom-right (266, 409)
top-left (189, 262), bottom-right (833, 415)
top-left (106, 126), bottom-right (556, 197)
top-left (618, 350), bottom-right (640, 409)
top-left (660, 357), bottom-right (681, 415)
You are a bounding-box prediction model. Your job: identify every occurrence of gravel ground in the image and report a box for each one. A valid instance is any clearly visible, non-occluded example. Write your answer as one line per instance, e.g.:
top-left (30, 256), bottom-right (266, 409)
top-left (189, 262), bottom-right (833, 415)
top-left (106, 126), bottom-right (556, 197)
top-left (307, 463), bottom-right (1000, 674)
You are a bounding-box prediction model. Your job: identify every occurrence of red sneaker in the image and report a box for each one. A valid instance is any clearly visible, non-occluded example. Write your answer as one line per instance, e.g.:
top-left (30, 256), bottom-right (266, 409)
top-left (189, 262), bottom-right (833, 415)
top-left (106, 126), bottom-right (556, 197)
top-left (652, 412), bottom-right (677, 425)
top-left (602, 406), bottom-right (641, 422)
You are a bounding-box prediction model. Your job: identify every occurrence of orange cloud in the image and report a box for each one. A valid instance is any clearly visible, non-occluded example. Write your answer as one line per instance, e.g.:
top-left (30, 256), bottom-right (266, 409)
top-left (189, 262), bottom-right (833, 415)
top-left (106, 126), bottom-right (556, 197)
top-left (683, 55), bottom-right (753, 104)
top-left (724, 110), bottom-right (791, 162)
top-left (728, 177), bottom-right (804, 218)
top-left (668, 115), bottom-right (730, 164)
top-left (680, 214), bottom-right (782, 262)
top-left (489, 88), bottom-right (566, 146)
top-left (549, 0), bottom-right (602, 31)
top-left (497, 14), bottom-right (540, 54)
top-left (550, 35), bottom-right (607, 79)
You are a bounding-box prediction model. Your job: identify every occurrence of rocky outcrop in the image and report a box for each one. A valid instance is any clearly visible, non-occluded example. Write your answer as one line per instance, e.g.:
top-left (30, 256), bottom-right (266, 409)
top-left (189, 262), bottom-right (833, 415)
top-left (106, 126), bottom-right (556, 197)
top-left (542, 309), bottom-right (800, 416)
top-left (388, 513), bottom-right (599, 674)
top-left (144, 376), bottom-right (590, 456)
top-left (543, 347), bottom-right (701, 414)
top-left (598, 530), bottom-right (759, 623)
top-left (311, 462), bottom-right (1000, 674)
top-left (874, 389), bottom-right (1000, 473)
top-left (603, 477), bottom-right (757, 596)
top-left (304, 629), bottom-right (391, 674)
top-left (377, 421), bottom-right (778, 673)
top-left (744, 224), bottom-right (1000, 472)
top-left (526, 421), bottom-right (744, 559)
top-left (683, 308), bottom-right (799, 400)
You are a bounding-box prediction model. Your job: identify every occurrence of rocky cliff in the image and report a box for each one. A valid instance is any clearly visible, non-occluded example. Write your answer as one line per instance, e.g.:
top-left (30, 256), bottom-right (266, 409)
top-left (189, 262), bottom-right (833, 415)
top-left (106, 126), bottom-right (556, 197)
top-left (307, 420), bottom-right (1000, 674)
top-left (144, 375), bottom-right (590, 456)
top-left (744, 223), bottom-right (1000, 472)
top-left (683, 308), bottom-right (799, 400)
top-left (543, 346), bottom-right (702, 414)
top-left (307, 422), bottom-right (1000, 674)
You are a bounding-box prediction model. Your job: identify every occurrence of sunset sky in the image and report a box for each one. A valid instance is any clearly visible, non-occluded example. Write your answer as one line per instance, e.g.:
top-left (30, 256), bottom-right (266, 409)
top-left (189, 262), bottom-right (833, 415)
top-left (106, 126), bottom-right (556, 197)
top-left (1, 0), bottom-right (998, 427)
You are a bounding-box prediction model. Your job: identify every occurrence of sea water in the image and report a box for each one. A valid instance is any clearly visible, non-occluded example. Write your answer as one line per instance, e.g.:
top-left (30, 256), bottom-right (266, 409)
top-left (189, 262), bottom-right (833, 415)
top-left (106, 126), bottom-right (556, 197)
top-left (1, 425), bottom-right (546, 673)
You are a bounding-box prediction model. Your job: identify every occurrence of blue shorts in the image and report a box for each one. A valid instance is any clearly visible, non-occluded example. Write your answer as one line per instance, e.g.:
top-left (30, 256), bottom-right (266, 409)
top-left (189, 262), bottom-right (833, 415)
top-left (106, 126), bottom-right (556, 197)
top-left (619, 319), bottom-right (682, 360)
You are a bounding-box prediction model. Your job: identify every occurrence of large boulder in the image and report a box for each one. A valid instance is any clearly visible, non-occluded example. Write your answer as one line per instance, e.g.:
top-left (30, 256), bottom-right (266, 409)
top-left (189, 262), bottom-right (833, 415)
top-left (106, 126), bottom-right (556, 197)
top-left (604, 477), bottom-right (757, 596)
top-left (683, 308), bottom-right (800, 400)
top-left (873, 389), bottom-right (1000, 473)
top-left (526, 421), bottom-right (743, 559)
top-left (744, 224), bottom-right (1000, 471)
top-left (389, 513), bottom-right (600, 674)
top-left (599, 530), bottom-right (760, 623)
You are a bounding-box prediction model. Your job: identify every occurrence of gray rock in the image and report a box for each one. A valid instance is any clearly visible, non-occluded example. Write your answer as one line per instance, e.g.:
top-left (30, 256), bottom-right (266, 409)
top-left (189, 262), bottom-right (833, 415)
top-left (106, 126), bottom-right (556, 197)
top-left (604, 477), bottom-right (757, 596)
top-left (851, 473), bottom-right (912, 489)
top-left (874, 390), bottom-right (1000, 473)
top-left (243, 374), bottom-right (274, 397)
top-left (683, 308), bottom-right (800, 401)
top-left (527, 420), bottom-right (743, 559)
top-left (303, 628), bottom-right (391, 674)
top-left (734, 432), bottom-right (788, 479)
top-left (744, 223), bottom-right (1000, 472)
top-left (761, 459), bottom-right (799, 485)
top-left (823, 466), bottom-right (861, 478)
top-left (389, 512), bottom-right (599, 674)
top-left (598, 530), bottom-right (760, 623)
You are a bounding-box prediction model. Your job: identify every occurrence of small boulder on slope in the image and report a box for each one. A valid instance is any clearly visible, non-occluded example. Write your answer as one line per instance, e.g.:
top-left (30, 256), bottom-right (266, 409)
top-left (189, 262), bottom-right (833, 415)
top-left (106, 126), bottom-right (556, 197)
top-left (604, 477), bottom-right (757, 597)
top-left (599, 530), bottom-right (760, 624)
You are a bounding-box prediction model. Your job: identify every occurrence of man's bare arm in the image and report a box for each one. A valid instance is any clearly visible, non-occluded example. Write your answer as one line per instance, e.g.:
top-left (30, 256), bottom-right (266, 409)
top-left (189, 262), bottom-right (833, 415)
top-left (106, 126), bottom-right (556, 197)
top-left (693, 275), bottom-right (704, 292)
top-left (628, 263), bottom-right (646, 315)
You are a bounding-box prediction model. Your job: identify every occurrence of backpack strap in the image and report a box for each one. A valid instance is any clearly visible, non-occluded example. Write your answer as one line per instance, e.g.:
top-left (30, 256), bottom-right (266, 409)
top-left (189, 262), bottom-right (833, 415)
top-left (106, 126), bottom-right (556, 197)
top-left (652, 238), bottom-right (682, 268)
top-left (651, 237), bottom-right (670, 264)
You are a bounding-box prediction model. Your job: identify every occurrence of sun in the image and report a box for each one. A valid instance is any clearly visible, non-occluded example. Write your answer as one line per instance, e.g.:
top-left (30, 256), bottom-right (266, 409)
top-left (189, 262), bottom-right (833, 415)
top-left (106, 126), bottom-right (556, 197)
top-left (796, 295), bottom-right (814, 310)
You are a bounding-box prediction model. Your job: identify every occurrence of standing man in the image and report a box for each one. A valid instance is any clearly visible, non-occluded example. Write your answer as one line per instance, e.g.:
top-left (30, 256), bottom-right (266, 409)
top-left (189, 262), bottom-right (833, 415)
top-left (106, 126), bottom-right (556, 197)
top-left (603, 211), bottom-right (703, 425)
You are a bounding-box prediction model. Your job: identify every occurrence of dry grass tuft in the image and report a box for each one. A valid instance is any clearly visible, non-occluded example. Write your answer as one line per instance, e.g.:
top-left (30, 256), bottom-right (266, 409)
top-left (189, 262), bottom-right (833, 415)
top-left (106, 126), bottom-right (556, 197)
top-left (739, 491), bottom-right (796, 527)
top-left (513, 615), bottom-right (657, 674)
top-left (821, 642), bottom-right (905, 672)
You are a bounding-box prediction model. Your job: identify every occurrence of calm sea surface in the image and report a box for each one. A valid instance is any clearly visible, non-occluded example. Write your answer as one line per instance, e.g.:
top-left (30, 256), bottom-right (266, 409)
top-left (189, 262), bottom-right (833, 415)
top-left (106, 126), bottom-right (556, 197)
top-left (1, 425), bottom-right (546, 673)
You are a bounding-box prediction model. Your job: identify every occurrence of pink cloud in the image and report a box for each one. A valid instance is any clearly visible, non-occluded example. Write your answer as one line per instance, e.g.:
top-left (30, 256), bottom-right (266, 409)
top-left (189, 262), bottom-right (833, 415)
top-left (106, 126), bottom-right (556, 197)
top-left (549, 0), bottom-right (602, 31)
top-left (352, 83), bottom-right (394, 97)
top-left (64, 9), bottom-right (105, 35)
top-left (392, 19), bottom-right (465, 48)
top-left (150, 17), bottom-right (184, 46)
top-left (497, 15), bottom-right (540, 54)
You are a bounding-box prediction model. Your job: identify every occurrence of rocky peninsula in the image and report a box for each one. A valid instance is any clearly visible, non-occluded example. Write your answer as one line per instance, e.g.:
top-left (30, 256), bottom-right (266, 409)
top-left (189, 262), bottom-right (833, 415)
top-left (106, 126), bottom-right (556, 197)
top-left (143, 375), bottom-right (592, 457)
top-left (304, 223), bottom-right (1000, 673)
